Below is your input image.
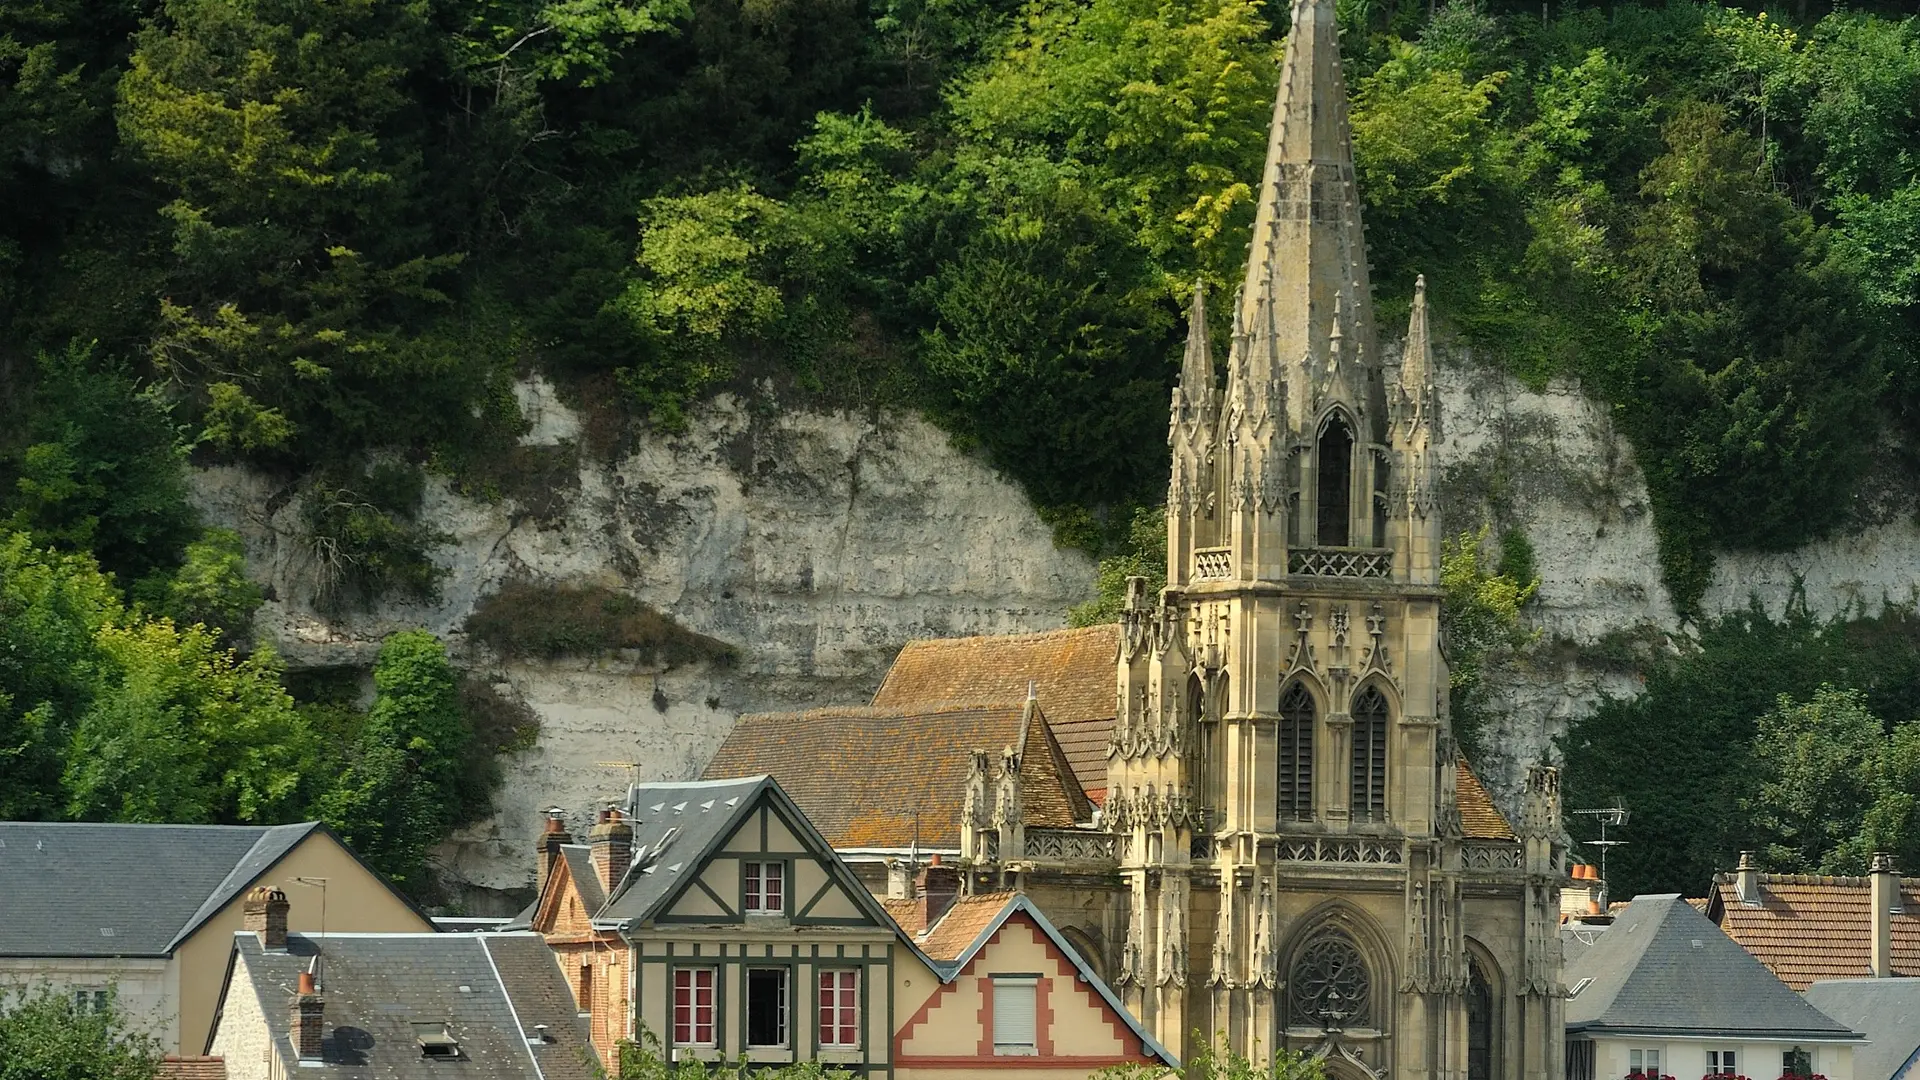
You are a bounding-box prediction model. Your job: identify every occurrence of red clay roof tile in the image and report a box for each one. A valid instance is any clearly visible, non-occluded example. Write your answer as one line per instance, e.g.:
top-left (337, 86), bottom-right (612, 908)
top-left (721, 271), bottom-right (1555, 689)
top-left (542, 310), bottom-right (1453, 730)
top-left (1711, 874), bottom-right (1920, 990)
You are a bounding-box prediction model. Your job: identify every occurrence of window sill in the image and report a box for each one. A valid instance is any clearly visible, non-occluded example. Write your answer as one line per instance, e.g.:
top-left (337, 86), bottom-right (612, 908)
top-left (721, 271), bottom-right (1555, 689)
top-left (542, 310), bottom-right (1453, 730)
top-left (670, 1047), bottom-right (719, 1063)
top-left (994, 1047), bottom-right (1039, 1057)
top-left (745, 1048), bottom-right (795, 1064)
top-left (818, 1048), bottom-right (862, 1064)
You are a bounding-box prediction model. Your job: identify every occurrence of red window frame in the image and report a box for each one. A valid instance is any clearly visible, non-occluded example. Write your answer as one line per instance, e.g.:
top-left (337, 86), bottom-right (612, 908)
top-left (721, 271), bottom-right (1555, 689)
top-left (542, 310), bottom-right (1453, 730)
top-left (817, 969), bottom-right (858, 1048)
top-left (672, 968), bottom-right (715, 1046)
top-left (744, 861), bottom-right (784, 914)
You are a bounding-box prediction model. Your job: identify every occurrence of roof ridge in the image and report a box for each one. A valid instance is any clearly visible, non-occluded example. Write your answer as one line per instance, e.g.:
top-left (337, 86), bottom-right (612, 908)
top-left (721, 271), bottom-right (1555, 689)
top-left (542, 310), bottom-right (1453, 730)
top-left (894, 625), bottom-right (1118, 649)
top-left (735, 702), bottom-right (1028, 723)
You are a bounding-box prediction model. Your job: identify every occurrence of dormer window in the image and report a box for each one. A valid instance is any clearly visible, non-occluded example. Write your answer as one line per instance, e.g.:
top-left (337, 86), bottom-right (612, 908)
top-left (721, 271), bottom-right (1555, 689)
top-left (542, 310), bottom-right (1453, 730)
top-left (744, 861), bottom-right (784, 915)
top-left (414, 1022), bottom-right (460, 1059)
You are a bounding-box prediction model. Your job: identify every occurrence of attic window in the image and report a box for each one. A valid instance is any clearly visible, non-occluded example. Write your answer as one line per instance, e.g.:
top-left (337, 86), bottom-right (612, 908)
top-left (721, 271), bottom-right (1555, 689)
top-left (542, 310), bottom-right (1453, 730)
top-left (1567, 977), bottom-right (1593, 999)
top-left (414, 1022), bottom-right (460, 1059)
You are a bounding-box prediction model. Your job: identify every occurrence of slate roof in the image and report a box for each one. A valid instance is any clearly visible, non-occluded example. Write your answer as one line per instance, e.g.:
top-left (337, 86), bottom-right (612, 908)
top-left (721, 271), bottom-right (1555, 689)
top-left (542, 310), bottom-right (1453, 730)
top-left (1565, 893), bottom-right (1859, 1040)
top-left (0, 821), bottom-right (321, 957)
top-left (1707, 873), bottom-right (1920, 989)
top-left (601, 777), bottom-right (768, 925)
top-left (221, 932), bottom-right (595, 1079)
top-left (702, 702), bottom-right (1088, 850)
top-left (871, 625), bottom-right (1119, 798)
top-left (1802, 979), bottom-right (1920, 1080)
top-left (559, 846), bottom-right (606, 913)
top-left (1456, 760), bottom-right (1514, 840)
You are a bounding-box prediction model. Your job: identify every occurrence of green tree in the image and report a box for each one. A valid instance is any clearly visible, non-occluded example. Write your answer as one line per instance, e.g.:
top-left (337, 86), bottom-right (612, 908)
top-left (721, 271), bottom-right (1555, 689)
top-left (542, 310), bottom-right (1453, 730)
top-left (0, 532), bottom-right (121, 819)
top-left (0, 983), bottom-right (163, 1080)
top-left (63, 623), bottom-right (313, 825)
top-left (1, 342), bottom-right (197, 586)
top-left (319, 630), bottom-right (473, 887)
top-left (140, 527), bottom-right (265, 645)
top-left (1751, 684), bottom-right (1920, 875)
top-left (1439, 527), bottom-right (1538, 757)
top-left (1069, 506), bottom-right (1166, 627)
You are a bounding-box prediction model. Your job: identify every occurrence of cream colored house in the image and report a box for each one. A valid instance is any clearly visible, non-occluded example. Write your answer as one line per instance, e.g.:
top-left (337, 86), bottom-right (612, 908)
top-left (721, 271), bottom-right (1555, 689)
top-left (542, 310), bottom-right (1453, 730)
top-left (1563, 895), bottom-right (1862, 1080)
top-left (0, 821), bottom-right (432, 1054)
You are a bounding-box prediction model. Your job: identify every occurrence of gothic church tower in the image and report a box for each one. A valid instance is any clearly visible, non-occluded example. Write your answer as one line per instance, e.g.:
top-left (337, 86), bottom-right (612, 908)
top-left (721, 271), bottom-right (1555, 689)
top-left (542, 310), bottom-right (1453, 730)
top-left (1102, 1), bottom-right (1567, 1076)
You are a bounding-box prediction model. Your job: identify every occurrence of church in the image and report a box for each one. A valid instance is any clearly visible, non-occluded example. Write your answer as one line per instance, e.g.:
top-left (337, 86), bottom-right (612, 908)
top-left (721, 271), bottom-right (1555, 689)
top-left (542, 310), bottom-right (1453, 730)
top-left (704, 0), bottom-right (1569, 1075)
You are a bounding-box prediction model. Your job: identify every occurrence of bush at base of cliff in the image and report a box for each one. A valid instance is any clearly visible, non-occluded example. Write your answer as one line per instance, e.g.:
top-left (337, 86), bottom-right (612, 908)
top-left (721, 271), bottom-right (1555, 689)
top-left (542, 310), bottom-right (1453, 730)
top-left (465, 581), bottom-right (737, 666)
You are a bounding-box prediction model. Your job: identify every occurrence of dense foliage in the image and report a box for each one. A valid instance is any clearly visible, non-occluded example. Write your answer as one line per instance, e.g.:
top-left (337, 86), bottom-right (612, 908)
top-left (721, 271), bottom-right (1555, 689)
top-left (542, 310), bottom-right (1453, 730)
top-left (1562, 603), bottom-right (1920, 897)
top-left (0, 985), bottom-right (163, 1080)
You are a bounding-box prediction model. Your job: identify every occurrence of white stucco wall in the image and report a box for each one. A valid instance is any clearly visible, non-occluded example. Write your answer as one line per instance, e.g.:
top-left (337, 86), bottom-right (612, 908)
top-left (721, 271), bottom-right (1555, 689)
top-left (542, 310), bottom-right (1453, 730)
top-left (0, 956), bottom-right (175, 1046)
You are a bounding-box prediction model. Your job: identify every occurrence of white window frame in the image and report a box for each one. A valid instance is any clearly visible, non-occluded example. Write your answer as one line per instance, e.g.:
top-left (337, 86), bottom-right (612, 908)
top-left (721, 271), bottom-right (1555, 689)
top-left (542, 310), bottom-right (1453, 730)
top-left (817, 969), bottom-right (859, 1049)
top-left (1708, 1050), bottom-right (1737, 1076)
top-left (743, 861), bottom-right (785, 915)
top-left (1628, 1047), bottom-right (1662, 1078)
top-left (991, 975), bottom-right (1040, 1057)
top-left (671, 967), bottom-right (716, 1047)
top-left (745, 967), bottom-right (790, 1048)
top-left (71, 988), bottom-right (108, 1013)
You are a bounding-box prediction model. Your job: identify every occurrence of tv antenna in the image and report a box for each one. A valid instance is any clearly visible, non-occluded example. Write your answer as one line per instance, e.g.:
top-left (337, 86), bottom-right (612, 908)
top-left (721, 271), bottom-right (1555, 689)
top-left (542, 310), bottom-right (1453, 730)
top-left (1571, 805), bottom-right (1629, 885)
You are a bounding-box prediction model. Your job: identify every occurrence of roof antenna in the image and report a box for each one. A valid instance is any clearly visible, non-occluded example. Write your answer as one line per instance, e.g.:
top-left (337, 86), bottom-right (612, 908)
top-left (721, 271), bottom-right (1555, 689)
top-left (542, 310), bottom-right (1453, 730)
top-left (290, 877), bottom-right (329, 985)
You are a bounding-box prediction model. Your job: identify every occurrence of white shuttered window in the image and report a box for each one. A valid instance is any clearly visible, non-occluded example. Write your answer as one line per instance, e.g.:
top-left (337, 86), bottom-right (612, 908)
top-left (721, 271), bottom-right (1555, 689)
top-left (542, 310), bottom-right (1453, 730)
top-left (992, 976), bottom-right (1039, 1056)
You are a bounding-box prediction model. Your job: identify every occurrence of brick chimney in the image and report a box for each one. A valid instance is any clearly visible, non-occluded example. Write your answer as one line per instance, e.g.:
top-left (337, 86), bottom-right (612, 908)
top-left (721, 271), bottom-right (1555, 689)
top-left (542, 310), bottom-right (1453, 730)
top-left (1871, 852), bottom-right (1900, 977)
top-left (918, 854), bottom-right (959, 927)
top-left (588, 808), bottom-right (633, 895)
top-left (243, 885), bottom-right (290, 951)
top-left (536, 810), bottom-right (573, 897)
top-left (290, 971), bottom-right (324, 1062)
top-left (1735, 851), bottom-right (1762, 906)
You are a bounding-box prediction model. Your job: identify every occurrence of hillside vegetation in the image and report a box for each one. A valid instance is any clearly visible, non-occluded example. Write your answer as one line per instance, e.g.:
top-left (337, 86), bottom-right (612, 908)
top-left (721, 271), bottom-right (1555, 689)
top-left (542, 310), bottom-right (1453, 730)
top-left (6, 0), bottom-right (1920, 898)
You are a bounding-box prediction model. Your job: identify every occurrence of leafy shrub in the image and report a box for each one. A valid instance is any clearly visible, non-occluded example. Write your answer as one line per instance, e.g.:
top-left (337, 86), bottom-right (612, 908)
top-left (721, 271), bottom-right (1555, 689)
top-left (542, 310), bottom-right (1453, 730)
top-left (465, 581), bottom-right (737, 666)
top-left (1441, 527), bottom-right (1539, 757)
top-left (301, 463), bottom-right (449, 611)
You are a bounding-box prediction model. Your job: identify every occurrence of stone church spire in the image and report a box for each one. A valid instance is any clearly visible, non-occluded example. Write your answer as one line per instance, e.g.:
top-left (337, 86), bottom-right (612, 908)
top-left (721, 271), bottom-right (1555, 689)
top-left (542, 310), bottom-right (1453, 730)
top-left (1231, 0), bottom-right (1379, 437)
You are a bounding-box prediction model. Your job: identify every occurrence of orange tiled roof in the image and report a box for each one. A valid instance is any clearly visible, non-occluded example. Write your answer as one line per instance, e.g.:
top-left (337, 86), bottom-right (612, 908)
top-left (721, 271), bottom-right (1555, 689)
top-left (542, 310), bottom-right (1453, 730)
top-left (1685, 897), bottom-right (1710, 913)
top-left (1456, 759), bottom-right (1514, 840)
top-left (160, 1057), bottom-right (227, 1080)
top-left (873, 625), bottom-right (1118, 796)
top-left (702, 704), bottom-right (1089, 850)
top-left (882, 897), bottom-right (922, 934)
top-left (1710, 873), bottom-right (1920, 990)
top-left (917, 892), bottom-right (1016, 961)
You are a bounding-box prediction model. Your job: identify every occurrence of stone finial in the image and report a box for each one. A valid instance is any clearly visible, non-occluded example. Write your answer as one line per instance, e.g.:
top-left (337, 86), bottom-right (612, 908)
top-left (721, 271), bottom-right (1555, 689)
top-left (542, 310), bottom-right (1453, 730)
top-left (1179, 281), bottom-right (1216, 408)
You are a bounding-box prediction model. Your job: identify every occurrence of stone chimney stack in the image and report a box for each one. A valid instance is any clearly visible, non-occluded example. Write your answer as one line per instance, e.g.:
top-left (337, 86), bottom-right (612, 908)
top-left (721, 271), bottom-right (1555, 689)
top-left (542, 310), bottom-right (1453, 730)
top-left (1736, 851), bottom-right (1762, 906)
top-left (242, 885), bottom-right (290, 951)
top-left (1871, 852), bottom-right (1900, 977)
top-left (886, 859), bottom-right (918, 901)
top-left (536, 810), bottom-right (573, 897)
top-left (291, 971), bottom-right (324, 1062)
top-left (918, 855), bottom-right (959, 927)
top-left (589, 807), bottom-right (633, 895)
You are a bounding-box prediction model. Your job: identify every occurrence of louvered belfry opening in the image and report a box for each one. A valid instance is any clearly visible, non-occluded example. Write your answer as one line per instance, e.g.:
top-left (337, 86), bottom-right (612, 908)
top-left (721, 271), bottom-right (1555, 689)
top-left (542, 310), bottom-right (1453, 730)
top-left (1316, 415), bottom-right (1353, 546)
top-left (1278, 680), bottom-right (1316, 819)
top-left (1350, 686), bottom-right (1389, 820)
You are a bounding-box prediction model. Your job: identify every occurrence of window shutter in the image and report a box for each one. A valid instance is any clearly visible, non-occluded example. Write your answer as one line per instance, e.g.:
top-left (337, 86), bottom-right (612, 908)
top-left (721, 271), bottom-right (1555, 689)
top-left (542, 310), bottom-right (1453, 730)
top-left (992, 979), bottom-right (1038, 1054)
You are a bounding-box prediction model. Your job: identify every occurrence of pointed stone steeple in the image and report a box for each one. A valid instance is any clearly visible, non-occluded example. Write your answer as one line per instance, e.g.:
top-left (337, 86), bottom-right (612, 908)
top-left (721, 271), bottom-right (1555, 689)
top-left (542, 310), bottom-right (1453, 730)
top-left (1397, 274), bottom-right (1437, 437)
top-left (1179, 282), bottom-right (1215, 408)
top-left (1231, 0), bottom-right (1378, 437)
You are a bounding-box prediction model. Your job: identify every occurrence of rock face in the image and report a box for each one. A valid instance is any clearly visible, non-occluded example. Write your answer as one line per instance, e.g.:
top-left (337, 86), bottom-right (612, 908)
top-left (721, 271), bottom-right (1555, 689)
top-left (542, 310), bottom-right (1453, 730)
top-left (191, 379), bottom-right (1096, 908)
top-left (195, 362), bottom-right (1920, 905)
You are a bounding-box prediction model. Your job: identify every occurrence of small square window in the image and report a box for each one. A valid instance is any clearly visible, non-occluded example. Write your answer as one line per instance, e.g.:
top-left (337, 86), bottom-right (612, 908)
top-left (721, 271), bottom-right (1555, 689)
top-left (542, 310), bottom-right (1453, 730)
top-left (743, 862), bottom-right (784, 915)
top-left (413, 1022), bottom-right (460, 1059)
top-left (1628, 1048), bottom-right (1661, 1077)
top-left (1709, 1051), bottom-right (1736, 1076)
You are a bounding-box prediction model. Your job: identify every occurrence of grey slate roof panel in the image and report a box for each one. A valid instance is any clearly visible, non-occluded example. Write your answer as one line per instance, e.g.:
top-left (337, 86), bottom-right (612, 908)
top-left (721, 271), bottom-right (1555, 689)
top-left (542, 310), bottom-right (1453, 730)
top-left (0, 822), bottom-right (319, 957)
top-left (601, 776), bottom-right (772, 925)
top-left (233, 933), bottom-right (550, 1078)
top-left (559, 846), bottom-right (606, 913)
top-left (1803, 979), bottom-right (1920, 1080)
top-left (1566, 894), bottom-right (1859, 1039)
top-left (479, 934), bottom-right (601, 1080)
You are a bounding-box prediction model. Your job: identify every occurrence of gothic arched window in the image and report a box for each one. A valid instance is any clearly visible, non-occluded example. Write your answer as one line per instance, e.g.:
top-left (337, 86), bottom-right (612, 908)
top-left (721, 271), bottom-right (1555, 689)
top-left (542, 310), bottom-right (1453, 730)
top-left (1287, 929), bottom-right (1371, 1029)
top-left (1278, 680), bottom-right (1315, 820)
top-left (1350, 686), bottom-right (1389, 821)
top-left (1467, 954), bottom-right (1495, 1080)
top-left (1316, 415), bottom-right (1353, 546)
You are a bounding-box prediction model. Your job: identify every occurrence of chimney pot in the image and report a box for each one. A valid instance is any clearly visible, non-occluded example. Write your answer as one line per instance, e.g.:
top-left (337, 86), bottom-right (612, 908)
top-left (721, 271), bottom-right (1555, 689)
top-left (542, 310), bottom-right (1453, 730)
top-left (243, 885), bottom-right (290, 950)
